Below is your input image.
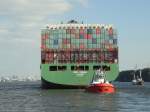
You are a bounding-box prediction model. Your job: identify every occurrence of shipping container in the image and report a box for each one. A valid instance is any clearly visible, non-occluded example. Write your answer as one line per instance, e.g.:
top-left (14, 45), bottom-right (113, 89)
top-left (41, 24), bottom-right (118, 64)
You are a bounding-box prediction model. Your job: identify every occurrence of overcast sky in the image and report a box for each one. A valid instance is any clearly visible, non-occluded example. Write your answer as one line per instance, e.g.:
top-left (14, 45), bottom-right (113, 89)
top-left (0, 0), bottom-right (150, 76)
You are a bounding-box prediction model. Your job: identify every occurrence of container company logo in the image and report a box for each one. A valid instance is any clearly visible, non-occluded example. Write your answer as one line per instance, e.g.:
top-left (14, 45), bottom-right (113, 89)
top-left (73, 71), bottom-right (87, 76)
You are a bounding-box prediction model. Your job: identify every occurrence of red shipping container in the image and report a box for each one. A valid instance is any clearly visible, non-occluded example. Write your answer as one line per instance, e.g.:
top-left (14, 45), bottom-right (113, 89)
top-left (87, 34), bottom-right (92, 39)
top-left (45, 33), bottom-right (49, 39)
top-left (80, 43), bottom-right (85, 49)
top-left (48, 53), bottom-right (54, 60)
top-left (63, 38), bottom-right (70, 44)
top-left (96, 28), bottom-right (101, 34)
top-left (79, 29), bottom-right (84, 34)
top-left (41, 45), bottom-right (46, 49)
top-left (108, 46), bottom-right (113, 51)
top-left (84, 34), bottom-right (88, 39)
top-left (109, 28), bottom-right (113, 36)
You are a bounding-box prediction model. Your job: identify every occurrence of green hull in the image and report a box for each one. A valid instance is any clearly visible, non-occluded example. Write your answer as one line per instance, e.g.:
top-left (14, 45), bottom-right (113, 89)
top-left (41, 63), bottom-right (119, 88)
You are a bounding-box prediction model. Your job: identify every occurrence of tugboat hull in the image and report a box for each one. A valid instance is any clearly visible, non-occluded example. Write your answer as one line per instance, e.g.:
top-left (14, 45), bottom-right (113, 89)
top-left (86, 83), bottom-right (115, 93)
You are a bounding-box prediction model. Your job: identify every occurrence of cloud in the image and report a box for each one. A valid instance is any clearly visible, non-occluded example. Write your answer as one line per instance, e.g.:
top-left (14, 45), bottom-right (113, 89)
top-left (0, 0), bottom-right (89, 75)
top-left (0, 0), bottom-right (89, 44)
top-left (0, 0), bottom-right (73, 24)
top-left (0, 0), bottom-right (74, 41)
top-left (0, 0), bottom-right (72, 15)
top-left (77, 0), bottom-right (89, 7)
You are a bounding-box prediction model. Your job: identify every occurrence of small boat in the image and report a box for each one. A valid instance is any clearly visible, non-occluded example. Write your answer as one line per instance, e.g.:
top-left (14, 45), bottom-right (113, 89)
top-left (86, 69), bottom-right (115, 93)
top-left (132, 69), bottom-right (144, 85)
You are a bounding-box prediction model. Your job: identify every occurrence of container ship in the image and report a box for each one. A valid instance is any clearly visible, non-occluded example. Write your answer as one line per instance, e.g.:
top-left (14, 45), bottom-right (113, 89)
top-left (41, 20), bottom-right (119, 89)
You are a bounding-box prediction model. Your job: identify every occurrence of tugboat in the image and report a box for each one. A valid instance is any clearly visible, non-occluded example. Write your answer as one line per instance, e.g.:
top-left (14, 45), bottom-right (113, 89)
top-left (86, 69), bottom-right (115, 93)
top-left (132, 69), bottom-right (144, 85)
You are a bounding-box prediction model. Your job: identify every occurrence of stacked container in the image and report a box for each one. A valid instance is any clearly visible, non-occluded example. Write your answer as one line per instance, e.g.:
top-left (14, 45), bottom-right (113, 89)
top-left (41, 24), bottom-right (118, 64)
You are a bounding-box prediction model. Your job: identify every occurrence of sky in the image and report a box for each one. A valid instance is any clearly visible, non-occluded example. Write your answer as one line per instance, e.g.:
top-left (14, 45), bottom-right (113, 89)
top-left (0, 0), bottom-right (150, 76)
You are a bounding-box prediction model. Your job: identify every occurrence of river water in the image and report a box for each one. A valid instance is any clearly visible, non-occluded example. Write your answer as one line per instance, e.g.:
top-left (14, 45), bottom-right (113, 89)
top-left (0, 81), bottom-right (150, 112)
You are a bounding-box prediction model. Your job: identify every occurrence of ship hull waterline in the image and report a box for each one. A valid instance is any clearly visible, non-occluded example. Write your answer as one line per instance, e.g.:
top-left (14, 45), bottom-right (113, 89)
top-left (41, 63), bottom-right (119, 89)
